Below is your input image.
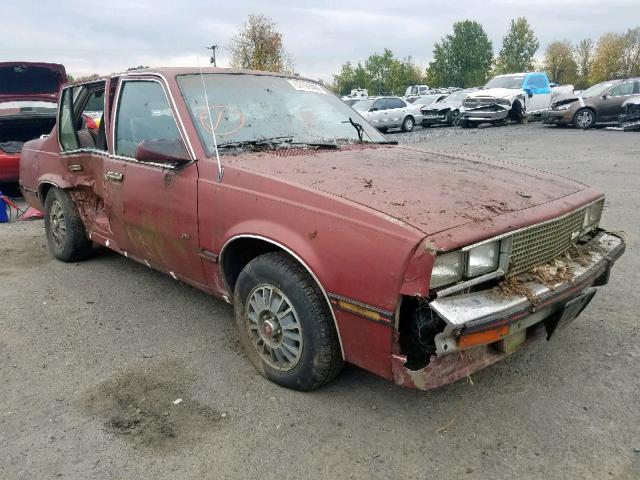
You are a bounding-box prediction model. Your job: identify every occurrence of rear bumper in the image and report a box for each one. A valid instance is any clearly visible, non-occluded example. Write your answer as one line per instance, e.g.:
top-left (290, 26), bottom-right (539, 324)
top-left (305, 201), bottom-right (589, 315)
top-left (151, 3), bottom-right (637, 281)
top-left (0, 151), bottom-right (20, 183)
top-left (392, 230), bottom-right (625, 390)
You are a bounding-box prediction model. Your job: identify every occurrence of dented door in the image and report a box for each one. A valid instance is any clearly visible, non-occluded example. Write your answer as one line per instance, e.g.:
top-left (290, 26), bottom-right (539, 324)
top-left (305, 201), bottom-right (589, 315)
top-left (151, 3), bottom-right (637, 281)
top-left (105, 77), bottom-right (206, 286)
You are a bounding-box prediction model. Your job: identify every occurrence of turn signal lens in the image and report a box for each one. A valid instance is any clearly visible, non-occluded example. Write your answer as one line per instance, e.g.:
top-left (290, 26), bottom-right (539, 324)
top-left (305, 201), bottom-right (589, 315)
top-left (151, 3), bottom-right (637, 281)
top-left (458, 325), bottom-right (510, 349)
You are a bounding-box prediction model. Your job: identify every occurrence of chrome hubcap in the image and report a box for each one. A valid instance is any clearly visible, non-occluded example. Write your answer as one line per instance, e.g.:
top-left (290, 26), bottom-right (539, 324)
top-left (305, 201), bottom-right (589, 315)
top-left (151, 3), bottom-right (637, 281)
top-left (49, 200), bottom-right (67, 247)
top-left (577, 111), bottom-right (592, 127)
top-left (245, 285), bottom-right (303, 371)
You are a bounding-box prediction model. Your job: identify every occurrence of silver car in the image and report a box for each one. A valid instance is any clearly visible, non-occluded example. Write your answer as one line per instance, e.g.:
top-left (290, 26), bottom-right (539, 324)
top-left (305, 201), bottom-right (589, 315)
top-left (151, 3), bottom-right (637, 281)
top-left (352, 96), bottom-right (422, 132)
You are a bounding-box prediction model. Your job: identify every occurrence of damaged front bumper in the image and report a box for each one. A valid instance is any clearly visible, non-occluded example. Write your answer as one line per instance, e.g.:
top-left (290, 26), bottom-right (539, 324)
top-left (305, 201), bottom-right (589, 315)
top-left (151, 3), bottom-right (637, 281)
top-left (392, 230), bottom-right (625, 390)
top-left (460, 105), bottom-right (509, 122)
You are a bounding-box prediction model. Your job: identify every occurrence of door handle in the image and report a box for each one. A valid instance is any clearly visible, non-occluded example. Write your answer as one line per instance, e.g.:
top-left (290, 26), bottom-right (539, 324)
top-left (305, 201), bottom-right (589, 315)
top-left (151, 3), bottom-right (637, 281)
top-left (105, 171), bottom-right (124, 182)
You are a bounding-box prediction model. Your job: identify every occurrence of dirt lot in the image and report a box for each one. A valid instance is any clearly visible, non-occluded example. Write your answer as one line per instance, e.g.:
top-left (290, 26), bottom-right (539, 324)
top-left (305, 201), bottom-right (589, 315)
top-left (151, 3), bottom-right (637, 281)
top-left (1, 123), bottom-right (639, 479)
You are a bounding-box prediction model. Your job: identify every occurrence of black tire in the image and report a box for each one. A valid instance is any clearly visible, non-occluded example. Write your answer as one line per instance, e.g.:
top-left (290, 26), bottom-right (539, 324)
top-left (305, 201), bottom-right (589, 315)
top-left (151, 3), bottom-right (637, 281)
top-left (401, 116), bottom-right (415, 132)
top-left (233, 252), bottom-right (343, 391)
top-left (44, 188), bottom-right (93, 262)
top-left (574, 108), bottom-right (595, 129)
top-left (460, 119), bottom-right (475, 128)
top-left (447, 110), bottom-right (461, 126)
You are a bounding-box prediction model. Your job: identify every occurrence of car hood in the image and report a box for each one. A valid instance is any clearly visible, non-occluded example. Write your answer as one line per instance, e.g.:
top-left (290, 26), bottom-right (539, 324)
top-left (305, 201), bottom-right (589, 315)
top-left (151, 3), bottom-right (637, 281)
top-left (223, 145), bottom-right (588, 236)
top-left (422, 100), bottom-right (461, 111)
top-left (0, 62), bottom-right (67, 102)
top-left (468, 88), bottom-right (520, 100)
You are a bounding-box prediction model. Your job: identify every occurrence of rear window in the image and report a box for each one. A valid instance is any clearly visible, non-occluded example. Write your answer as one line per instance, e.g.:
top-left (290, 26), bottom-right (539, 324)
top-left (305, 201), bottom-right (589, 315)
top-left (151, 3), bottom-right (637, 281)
top-left (0, 65), bottom-right (64, 95)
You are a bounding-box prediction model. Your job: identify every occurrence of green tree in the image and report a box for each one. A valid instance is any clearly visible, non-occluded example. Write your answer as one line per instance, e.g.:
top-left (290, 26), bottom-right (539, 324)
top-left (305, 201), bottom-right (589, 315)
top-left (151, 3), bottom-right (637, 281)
top-left (332, 50), bottom-right (424, 95)
top-left (495, 17), bottom-right (539, 74)
top-left (589, 32), bottom-right (626, 84)
top-left (543, 40), bottom-right (577, 85)
top-left (621, 27), bottom-right (640, 77)
top-left (425, 20), bottom-right (493, 88)
top-left (574, 38), bottom-right (594, 89)
top-left (229, 14), bottom-right (293, 74)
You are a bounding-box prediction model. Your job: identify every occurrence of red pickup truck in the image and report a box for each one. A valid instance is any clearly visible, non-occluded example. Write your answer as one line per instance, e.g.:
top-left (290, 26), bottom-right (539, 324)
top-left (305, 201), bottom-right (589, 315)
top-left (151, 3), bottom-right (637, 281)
top-left (19, 68), bottom-right (625, 391)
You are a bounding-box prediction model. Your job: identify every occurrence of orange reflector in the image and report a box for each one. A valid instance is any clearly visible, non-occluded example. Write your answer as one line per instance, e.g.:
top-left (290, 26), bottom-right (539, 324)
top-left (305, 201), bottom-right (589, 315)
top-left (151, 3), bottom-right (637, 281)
top-left (458, 325), bottom-right (510, 349)
top-left (336, 300), bottom-right (382, 322)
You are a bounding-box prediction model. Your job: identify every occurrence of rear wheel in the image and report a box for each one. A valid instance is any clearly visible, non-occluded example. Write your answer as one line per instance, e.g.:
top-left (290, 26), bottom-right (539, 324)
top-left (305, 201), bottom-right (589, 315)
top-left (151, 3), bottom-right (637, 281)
top-left (574, 108), bottom-right (595, 129)
top-left (401, 116), bottom-right (415, 132)
top-left (460, 119), bottom-right (476, 128)
top-left (44, 188), bottom-right (93, 262)
top-left (233, 252), bottom-right (343, 391)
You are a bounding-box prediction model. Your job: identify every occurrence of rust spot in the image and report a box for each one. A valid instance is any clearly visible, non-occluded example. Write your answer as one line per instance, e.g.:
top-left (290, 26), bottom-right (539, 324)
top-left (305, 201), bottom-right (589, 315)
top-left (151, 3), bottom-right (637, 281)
top-left (363, 178), bottom-right (373, 188)
top-left (163, 173), bottom-right (173, 187)
top-left (308, 230), bottom-right (317, 240)
top-left (423, 240), bottom-right (438, 255)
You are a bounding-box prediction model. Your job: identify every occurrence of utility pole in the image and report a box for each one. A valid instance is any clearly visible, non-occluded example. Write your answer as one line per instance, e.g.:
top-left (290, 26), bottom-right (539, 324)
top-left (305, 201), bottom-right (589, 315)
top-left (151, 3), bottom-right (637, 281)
top-left (206, 45), bottom-right (219, 66)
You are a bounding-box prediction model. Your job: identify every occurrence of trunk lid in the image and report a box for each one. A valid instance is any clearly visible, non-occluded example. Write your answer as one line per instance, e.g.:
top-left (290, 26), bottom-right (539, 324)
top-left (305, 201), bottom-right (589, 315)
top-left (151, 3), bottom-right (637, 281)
top-left (224, 145), bottom-right (588, 235)
top-left (0, 62), bottom-right (67, 103)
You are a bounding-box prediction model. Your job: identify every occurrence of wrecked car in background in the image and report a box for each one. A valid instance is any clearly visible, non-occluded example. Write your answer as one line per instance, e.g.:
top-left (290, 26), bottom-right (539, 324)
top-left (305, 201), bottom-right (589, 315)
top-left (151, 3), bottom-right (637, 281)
top-left (544, 78), bottom-right (640, 129)
top-left (19, 67), bottom-right (625, 391)
top-left (352, 96), bottom-right (422, 132)
top-left (618, 95), bottom-right (640, 131)
top-left (460, 72), bottom-right (555, 128)
top-left (0, 62), bottom-right (66, 184)
top-left (420, 89), bottom-right (476, 127)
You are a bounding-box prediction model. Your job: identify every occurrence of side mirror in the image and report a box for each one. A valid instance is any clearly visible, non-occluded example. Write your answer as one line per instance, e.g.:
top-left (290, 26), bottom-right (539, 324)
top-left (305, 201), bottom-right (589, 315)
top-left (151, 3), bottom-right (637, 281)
top-left (370, 107), bottom-right (379, 112)
top-left (135, 139), bottom-right (190, 166)
top-left (602, 94), bottom-right (608, 100)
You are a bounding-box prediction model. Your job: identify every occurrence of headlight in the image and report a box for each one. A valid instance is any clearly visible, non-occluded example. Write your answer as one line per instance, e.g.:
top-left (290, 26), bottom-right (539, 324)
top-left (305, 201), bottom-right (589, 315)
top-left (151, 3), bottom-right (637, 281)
top-left (496, 98), bottom-right (511, 106)
top-left (430, 251), bottom-right (463, 288)
top-left (467, 241), bottom-right (500, 277)
top-left (430, 241), bottom-right (502, 289)
top-left (556, 103), bottom-right (572, 111)
top-left (583, 200), bottom-right (604, 229)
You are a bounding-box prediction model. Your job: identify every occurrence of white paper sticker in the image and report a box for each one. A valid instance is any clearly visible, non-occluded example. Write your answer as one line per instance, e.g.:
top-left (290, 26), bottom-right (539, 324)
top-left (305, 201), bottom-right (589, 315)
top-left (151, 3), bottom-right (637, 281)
top-left (287, 79), bottom-right (327, 94)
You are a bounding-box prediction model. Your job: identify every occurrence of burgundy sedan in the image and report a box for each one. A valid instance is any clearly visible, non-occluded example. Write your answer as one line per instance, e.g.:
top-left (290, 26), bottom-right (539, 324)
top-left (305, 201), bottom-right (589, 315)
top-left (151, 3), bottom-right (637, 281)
top-left (19, 68), bottom-right (625, 391)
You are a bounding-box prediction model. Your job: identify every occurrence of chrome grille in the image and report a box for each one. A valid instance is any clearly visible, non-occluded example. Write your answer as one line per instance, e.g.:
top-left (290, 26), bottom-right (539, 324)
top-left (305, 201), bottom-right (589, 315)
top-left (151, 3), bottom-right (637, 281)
top-left (507, 208), bottom-right (586, 277)
top-left (463, 97), bottom-right (497, 108)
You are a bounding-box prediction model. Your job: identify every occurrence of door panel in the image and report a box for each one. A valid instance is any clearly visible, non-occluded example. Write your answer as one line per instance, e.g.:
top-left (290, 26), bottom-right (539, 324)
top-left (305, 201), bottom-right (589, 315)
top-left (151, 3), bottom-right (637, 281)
top-left (600, 82), bottom-right (635, 121)
top-left (105, 78), bottom-right (206, 285)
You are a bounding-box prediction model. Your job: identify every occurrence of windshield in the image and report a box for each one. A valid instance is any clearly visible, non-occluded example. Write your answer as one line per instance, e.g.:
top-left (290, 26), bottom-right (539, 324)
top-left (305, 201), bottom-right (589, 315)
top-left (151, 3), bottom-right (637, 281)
top-left (352, 99), bottom-right (375, 111)
top-left (484, 76), bottom-right (525, 89)
top-left (177, 74), bottom-right (385, 154)
top-left (581, 81), bottom-right (617, 98)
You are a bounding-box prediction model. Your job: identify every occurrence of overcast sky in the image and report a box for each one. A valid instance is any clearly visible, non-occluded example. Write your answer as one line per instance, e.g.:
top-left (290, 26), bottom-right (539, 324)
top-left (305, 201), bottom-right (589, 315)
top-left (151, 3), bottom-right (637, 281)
top-left (1, 0), bottom-right (638, 81)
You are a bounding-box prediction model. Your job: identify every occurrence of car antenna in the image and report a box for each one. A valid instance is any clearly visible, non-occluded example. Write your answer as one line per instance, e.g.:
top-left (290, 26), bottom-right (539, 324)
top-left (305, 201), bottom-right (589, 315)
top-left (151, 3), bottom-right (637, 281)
top-left (198, 57), bottom-right (224, 182)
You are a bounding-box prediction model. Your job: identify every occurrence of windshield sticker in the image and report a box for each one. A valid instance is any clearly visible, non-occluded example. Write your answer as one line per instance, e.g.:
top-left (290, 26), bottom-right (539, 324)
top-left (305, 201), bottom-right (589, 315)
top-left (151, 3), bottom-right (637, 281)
top-left (287, 79), bottom-right (327, 94)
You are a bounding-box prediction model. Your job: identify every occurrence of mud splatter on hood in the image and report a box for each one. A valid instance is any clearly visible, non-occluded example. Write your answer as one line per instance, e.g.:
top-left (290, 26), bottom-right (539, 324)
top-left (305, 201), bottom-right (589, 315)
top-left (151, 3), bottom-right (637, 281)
top-left (224, 145), bottom-right (588, 235)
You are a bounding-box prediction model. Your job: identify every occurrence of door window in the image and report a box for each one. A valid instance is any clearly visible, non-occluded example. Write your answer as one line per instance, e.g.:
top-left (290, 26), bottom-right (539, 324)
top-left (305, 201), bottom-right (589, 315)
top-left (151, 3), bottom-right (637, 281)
top-left (59, 88), bottom-right (79, 151)
top-left (58, 81), bottom-right (107, 152)
top-left (387, 98), bottom-right (406, 109)
top-left (372, 99), bottom-right (386, 111)
top-left (609, 82), bottom-right (634, 97)
top-left (115, 80), bottom-right (182, 158)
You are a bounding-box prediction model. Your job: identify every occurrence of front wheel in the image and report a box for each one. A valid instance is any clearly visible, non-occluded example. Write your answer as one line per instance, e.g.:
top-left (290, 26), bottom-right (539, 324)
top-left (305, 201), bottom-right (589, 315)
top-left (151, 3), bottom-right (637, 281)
top-left (44, 188), bottom-right (93, 262)
top-left (233, 252), bottom-right (343, 391)
top-left (401, 116), bottom-right (415, 132)
top-left (447, 110), bottom-right (461, 126)
top-left (574, 108), bottom-right (595, 129)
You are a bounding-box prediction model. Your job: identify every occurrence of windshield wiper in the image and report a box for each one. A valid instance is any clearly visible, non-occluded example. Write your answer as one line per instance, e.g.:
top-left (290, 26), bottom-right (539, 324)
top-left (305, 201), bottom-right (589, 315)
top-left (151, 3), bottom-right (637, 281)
top-left (343, 117), bottom-right (364, 142)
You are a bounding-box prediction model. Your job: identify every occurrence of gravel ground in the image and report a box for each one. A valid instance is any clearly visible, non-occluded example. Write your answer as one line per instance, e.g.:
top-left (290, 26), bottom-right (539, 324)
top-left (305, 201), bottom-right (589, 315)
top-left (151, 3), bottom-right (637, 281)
top-left (1, 123), bottom-right (639, 479)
